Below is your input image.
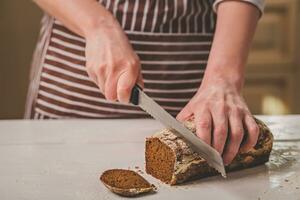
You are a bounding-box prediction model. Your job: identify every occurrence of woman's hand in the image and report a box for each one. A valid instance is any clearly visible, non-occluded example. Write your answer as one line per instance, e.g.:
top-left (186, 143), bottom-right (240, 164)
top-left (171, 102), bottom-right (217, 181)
top-left (33, 0), bottom-right (143, 103)
top-left (85, 16), bottom-right (143, 103)
top-left (176, 75), bottom-right (259, 165)
top-left (177, 1), bottom-right (261, 165)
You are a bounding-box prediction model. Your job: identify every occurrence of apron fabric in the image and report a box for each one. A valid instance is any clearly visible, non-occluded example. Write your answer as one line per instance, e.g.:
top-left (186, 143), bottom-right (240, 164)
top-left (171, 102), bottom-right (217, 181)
top-left (25, 0), bottom-right (216, 119)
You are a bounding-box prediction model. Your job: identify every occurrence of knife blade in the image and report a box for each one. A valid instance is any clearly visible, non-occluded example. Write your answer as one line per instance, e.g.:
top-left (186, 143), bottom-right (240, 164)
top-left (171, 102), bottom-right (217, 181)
top-left (130, 85), bottom-right (226, 177)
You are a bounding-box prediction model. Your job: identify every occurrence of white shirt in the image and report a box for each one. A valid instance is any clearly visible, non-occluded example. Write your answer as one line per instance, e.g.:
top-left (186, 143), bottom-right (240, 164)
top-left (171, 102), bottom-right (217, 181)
top-left (213, 0), bottom-right (265, 15)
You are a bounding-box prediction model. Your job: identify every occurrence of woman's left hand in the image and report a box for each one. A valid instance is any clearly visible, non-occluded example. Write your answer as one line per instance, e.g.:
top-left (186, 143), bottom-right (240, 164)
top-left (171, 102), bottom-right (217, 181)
top-left (176, 0), bottom-right (261, 166)
top-left (176, 75), bottom-right (259, 166)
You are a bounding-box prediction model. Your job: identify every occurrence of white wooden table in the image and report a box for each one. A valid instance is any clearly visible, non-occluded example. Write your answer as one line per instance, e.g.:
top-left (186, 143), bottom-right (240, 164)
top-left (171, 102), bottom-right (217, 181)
top-left (0, 116), bottom-right (299, 200)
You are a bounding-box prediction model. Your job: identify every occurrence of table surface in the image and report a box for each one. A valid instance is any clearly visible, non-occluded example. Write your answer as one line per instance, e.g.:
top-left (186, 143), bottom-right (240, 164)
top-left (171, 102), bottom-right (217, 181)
top-left (0, 115), bottom-right (299, 200)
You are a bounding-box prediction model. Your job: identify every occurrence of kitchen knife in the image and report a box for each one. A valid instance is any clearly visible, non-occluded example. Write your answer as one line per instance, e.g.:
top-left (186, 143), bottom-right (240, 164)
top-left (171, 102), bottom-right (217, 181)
top-left (130, 84), bottom-right (226, 177)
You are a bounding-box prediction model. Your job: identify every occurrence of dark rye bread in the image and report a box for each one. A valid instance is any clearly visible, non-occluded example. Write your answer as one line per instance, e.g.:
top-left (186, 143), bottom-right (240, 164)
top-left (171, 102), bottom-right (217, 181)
top-left (145, 118), bottom-right (273, 185)
top-left (100, 169), bottom-right (156, 197)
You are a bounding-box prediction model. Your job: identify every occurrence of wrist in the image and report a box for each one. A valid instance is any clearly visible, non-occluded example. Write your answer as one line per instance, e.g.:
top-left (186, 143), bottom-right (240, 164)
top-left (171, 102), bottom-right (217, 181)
top-left (83, 8), bottom-right (118, 39)
top-left (202, 65), bottom-right (245, 92)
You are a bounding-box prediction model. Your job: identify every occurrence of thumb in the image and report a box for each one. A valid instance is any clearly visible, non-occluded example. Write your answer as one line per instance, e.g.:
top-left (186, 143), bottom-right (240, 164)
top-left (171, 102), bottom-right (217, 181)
top-left (176, 103), bottom-right (193, 122)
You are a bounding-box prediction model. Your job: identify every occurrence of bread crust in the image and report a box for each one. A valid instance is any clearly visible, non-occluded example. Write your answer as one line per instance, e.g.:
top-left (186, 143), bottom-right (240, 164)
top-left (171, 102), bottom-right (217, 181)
top-left (145, 118), bottom-right (273, 185)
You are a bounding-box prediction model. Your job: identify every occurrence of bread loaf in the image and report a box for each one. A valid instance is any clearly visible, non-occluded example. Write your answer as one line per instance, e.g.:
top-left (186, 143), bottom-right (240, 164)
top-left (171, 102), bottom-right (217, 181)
top-left (145, 118), bottom-right (273, 185)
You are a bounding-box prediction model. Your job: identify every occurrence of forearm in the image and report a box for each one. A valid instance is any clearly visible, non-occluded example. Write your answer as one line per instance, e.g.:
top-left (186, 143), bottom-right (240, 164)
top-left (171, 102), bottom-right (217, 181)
top-left (33, 0), bottom-right (114, 38)
top-left (203, 1), bottom-right (260, 91)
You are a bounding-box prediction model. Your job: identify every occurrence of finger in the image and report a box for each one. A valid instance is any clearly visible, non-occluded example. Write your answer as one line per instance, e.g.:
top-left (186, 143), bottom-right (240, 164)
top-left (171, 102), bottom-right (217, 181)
top-left (195, 109), bottom-right (212, 145)
top-left (87, 64), bottom-right (106, 95)
top-left (86, 66), bottom-right (99, 87)
top-left (87, 70), bottom-right (98, 86)
top-left (117, 70), bottom-right (137, 103)
top-left (137, 72), bottom-right (144, 89)
top-left (104, 73), bottom-right (118, 101)
top-left (176, 102), bottom-right (193, 122)
top-left (223, 110), bottom-right (244, 165)
top-left (211, 107), bottom-right (228, 155)
top-left (240, 114), bottom-right (259, 153)
top-left (96, 75), bottom-right (106, 95)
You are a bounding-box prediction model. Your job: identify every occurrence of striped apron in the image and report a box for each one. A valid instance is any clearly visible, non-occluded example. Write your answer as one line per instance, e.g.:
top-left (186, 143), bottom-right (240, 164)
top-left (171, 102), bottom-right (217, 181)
top-left (25, 0), bottom-right (216, 119)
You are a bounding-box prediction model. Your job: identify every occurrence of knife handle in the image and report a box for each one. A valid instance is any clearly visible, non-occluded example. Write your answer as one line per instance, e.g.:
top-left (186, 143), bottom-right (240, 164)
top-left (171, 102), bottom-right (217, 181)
top-left (130, 84), bottom-right (142, 105)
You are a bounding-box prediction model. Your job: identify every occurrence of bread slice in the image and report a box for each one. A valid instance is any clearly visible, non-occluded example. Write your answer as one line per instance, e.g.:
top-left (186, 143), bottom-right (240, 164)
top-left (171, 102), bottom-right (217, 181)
top-left (100, 169), bottom-right (156, 197)
top-left (145, 118), bottom-right (273, 185)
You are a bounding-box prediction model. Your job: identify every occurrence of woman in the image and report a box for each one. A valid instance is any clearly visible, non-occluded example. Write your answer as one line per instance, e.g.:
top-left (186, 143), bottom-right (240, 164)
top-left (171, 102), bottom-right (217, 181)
top-left (26, 0), bottom-right (264, 165)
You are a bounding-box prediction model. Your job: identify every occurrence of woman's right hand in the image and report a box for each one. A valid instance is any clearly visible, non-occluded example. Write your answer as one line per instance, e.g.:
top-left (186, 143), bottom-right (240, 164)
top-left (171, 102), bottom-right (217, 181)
top-left (33, 0), bottom-right (143, 103)
top-left (85, 15), bottom-right (143, 103)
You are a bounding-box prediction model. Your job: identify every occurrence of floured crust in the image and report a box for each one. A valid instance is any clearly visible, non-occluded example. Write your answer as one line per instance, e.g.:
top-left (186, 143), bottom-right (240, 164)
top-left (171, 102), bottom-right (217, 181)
top-left (145, 118), bottom-right (273, 185)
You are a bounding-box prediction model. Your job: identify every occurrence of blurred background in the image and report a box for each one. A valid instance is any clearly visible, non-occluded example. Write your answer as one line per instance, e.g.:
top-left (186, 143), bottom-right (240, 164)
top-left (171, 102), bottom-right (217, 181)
top-left (0, 1), bottom-right (42, 119)
top-left (0, 0), bottom-right (299, 119)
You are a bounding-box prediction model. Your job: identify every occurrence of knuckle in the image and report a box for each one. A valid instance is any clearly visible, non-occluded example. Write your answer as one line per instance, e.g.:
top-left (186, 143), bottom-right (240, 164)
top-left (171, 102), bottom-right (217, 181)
top-left (231, 129), bottom-right (243, 142)
top-left (238, 105), bottom-right (247, 113)
top-left (214, 125), bottom-right (227, 136)
top-left (125, 58), bottom-right (140, 68)
top-left (108, 65), bottom-right (118, 75)
top-left (243, 107), bottom-right (251, 114)
top-left (96, 64), bottom-right (106, 75)
top-left (120, 67), bottom-right (138, 79)
top-left (231, 106), bottom-right (243, 117)
top-left (131, 57), bottom-right (140, 66)
top-left (113, 57), bottom-right (123, 65)
top-left (198, 120), bottom-right (211, 129)
top-left (249, 124), bottom-right (260, 135)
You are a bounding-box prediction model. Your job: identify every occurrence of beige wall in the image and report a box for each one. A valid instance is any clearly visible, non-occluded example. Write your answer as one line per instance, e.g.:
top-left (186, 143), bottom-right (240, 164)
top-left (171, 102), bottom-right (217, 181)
top-left (0, 1), bottom-right (42, 119)
top-left (243, 0), bottom-right (300, 115)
